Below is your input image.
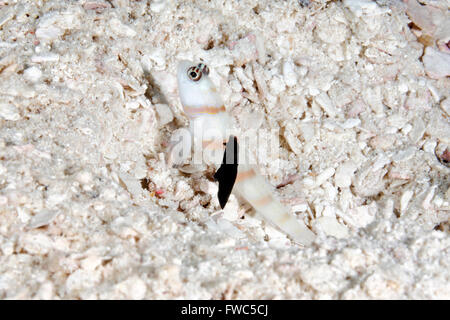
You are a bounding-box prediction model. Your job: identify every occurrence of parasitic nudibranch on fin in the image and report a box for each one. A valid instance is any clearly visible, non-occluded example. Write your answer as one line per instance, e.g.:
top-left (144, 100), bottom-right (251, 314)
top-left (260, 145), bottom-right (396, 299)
top-left (172, 60), bottom-right (315, 246)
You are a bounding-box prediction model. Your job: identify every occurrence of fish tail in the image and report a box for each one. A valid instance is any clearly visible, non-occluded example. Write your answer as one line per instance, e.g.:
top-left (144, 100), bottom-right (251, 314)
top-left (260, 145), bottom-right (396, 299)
top-left (233, 165), bottom-right (315, 245)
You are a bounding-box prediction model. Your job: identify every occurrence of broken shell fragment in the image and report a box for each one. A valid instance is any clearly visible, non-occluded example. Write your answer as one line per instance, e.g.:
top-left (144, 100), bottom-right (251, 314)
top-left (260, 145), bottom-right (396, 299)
top-left (422, 47), bottom-right (450, 79)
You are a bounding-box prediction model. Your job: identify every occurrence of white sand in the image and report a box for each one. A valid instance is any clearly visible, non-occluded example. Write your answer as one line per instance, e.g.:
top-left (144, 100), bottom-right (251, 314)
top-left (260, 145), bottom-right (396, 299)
top-left (0, 0), bottom-right (449, 299)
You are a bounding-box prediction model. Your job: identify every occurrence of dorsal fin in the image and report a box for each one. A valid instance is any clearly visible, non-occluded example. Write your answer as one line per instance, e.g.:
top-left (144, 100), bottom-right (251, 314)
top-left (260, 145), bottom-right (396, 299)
top-left (214, 135), bottom-right (238, 209)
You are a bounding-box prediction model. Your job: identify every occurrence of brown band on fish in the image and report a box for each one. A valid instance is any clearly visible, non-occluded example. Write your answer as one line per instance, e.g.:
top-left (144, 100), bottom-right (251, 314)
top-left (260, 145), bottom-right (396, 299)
top-left (274, 212), bottom-right (292, 225)
top-left (184, 105), bottom-right (226, 116)
top-left (252, 195), bottom-right (273, 208)
top-left (235, 168), bottom-right (256, 183)
top-left (202, 139), bottom-right (226, 150)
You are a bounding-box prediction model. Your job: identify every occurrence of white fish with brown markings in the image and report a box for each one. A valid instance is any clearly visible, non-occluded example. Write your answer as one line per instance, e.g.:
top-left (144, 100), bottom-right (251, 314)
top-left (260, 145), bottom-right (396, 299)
top-left (170, 60), bottom-right (315, 246)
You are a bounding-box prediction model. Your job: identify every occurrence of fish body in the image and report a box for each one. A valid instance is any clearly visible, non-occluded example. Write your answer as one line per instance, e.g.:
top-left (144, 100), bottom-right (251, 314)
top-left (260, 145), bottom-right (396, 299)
top-left (174, 60), bottom-right (315, 245)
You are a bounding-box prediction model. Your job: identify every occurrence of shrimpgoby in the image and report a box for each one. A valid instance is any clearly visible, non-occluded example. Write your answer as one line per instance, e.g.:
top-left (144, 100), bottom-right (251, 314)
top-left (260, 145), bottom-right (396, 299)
top-left (172, 60), bottom-right (315, 246)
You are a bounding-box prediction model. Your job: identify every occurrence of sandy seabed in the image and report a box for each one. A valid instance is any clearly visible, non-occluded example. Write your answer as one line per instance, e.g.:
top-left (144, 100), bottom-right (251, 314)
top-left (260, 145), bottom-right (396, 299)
top-left (0, 0), bottom-right (449, 299)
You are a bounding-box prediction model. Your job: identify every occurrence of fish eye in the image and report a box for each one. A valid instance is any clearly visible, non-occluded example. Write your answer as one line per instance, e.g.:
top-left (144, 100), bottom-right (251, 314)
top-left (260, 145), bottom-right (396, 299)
top-left (187, 66), bottom-right (202, 81)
